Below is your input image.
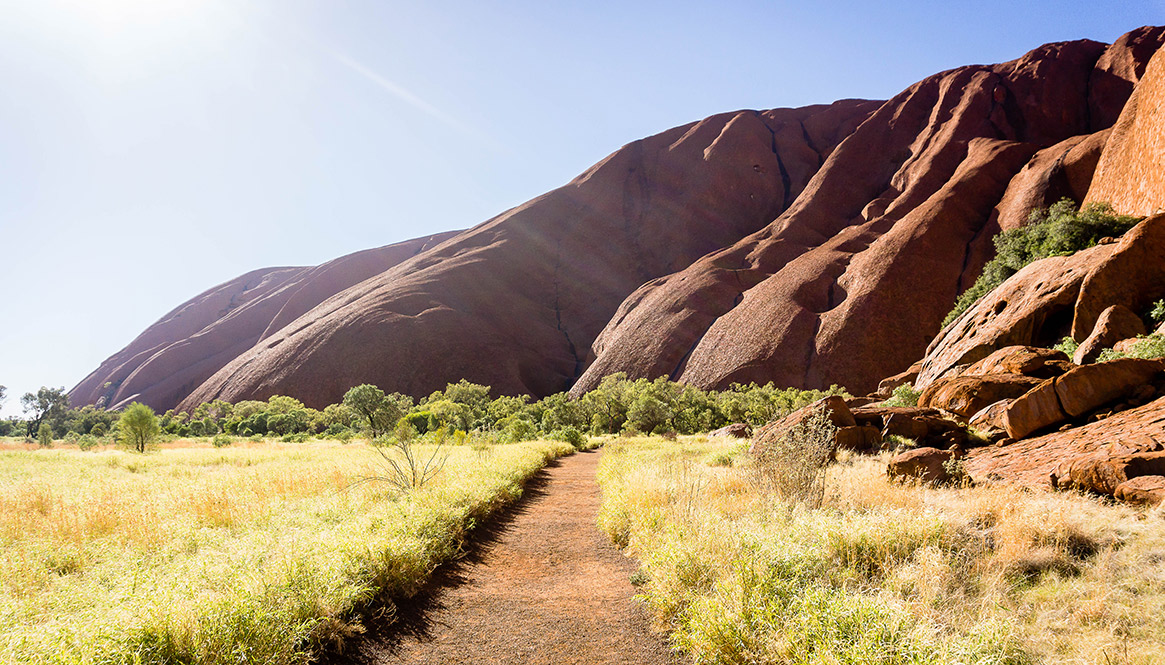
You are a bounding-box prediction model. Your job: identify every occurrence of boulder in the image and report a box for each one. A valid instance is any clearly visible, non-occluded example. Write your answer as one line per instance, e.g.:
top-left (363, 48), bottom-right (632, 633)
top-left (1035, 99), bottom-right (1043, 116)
top-left (1002, 379), bottom-right (1066, 440)
top-left (965, 396), bottom-right (1165, 490)
top-left (710, 423), bottom-right (752, 439)
top-left (969, 398), bottom-right (1012, 432)
top-left (851, 405), bottom-right (965, 446)
top-left (963, 346), bottom-right (1074, 379)
top-left (1054, 357), bottom-right (1165, 417)
top-left (835, 425), bottom-right (883, 452)
top-left (1074, 304), bottom-right (1147, 364)
top-left (887, 447), bottom-right (956, 484)
top-left (1114, 475), bottom-right (1165, 506)
top-left (1055, 451), bottom-right (1165, 496)
top-left (749, 396), bottom-right (856, 456)
top-left (876, 362), bottom-right (922, 398)
top-left (918, 373), bottom-right (1044, 417)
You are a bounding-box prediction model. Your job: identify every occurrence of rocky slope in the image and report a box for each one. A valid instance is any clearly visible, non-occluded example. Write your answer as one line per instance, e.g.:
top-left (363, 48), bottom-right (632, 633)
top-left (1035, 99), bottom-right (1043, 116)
top-left (573, 27), bottom-right (1165, 397)
top-left (74, 27), bottom-right (1165, 413)
top-left (70, 232), bottom-right (458, 411)
top-left (174, 102), bottom-right (877, 410)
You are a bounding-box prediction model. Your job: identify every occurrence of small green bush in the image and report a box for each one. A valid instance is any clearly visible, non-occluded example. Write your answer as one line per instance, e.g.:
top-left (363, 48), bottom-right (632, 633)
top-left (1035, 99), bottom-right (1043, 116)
top-left (211, 434), bottom-right (233, 448)
top-left (1098, 333), bottom-right (1165, 362)
top-left (37, 423), bottom-right (53, 448)
top-left (77, 434), bottom-right (98, 451)
top-left (549, 426), bottom-right (587, 450)
top-left (882, 383), bottom-right (921, 408)
top-left (945, 200), bottom-right (1140, 326)
top-left (1150, 300), bottom-right (1165, 326)
top-left (280, 432), bottom-right (309, 443)
top-left (1053, 336), bottom-right (1079, 356)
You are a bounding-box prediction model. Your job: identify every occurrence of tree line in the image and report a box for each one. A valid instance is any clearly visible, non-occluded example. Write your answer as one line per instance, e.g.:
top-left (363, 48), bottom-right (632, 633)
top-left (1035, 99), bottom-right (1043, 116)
top-left (0, 375), bottom-right (849, 447)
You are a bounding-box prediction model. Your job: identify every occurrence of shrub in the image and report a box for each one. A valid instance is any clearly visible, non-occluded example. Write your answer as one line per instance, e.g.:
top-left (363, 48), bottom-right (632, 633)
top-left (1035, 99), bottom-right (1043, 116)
top-left (119, 402), bottom-right (160, 453)
top-left (37, 423), bottom-right (53, 448)
top-left (751, 409), bottom-right (837, 507)
top-left (357, 436), bottom-right (448, 494)
top-left (882, 383), bottom-right (920, 408)
top-left (945, 200), bottom-right (1140, 326)
top-left (1053, 336), bottom-right (1079, 356)
top-left (1150, 299), bottom-right (1165, 326)
top-left (77, 434), bottom-right (98, 451)
top-left (1098, 333), bottom-right (1165, 362)
top-left (549, 426), bottom-right (587, 450)
top-left (211, 434), bottom-right (233, 448)
top-left (281, 432), bottom-right (309, 443)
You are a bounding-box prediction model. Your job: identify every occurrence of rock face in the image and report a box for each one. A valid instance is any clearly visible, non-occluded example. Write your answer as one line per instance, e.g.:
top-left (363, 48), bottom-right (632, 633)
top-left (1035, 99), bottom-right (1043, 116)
top-left (177, 104), bottom-right (877, 410)
top-left (965, 396), bottom-right (1165, 489)
top-left (68, 232), bottom-right (458, 411)
top-left (918, 213), bottom-right (1165, 389)
top-left (887, 447), bottom-right (958, 484)
top-left (573, 29), bottom-right (1165, 398)
top-left (918, 373), bottom-right (1044, 418)
top-left (1073, 304), bottom-right (1147, 364)
top-left (1085, 38), bottom-right (1165, 216)
top-left (73, 28), bottom-right (1165, 414)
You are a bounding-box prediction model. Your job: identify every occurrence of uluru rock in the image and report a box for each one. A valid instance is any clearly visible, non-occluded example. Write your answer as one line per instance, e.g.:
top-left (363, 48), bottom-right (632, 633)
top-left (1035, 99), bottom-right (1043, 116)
top-left (1086, 33), bottom-right (1165, 216)
top-left (574, 31), bottom-right (1164, 399)
top-left (75, 29), bottom-right (1165, 413)
top-left (68, 232), bottom-right (458, 411)
top-left (176, 104), bottom-right (877, 410)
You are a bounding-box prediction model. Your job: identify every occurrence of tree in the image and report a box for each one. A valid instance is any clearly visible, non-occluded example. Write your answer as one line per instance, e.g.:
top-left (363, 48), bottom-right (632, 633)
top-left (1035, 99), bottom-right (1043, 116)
top-left (343, 384), bottom-right (396, 438)
top-left (21, 387), bottom-right (68, 438)
top-left (119, 402), bottom-right (160, 453)
top-left (0, 385), bottom-right (6, 410)
top-left (37, 422), bottom-right (53, 447)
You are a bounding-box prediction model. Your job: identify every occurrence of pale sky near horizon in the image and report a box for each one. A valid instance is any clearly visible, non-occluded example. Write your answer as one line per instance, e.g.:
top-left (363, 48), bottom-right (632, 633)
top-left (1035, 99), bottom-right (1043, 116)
top-left (2, 0), bottom-right (1164, 417)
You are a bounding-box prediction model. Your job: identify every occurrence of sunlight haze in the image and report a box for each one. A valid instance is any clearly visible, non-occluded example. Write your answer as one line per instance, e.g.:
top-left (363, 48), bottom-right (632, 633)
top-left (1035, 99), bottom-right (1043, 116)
top-left (2, 0), bottom-right (1163, 416)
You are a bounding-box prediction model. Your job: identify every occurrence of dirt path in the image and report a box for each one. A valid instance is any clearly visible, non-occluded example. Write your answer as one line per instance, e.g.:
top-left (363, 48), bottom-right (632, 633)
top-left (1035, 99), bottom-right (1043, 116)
top-left (335, 450), bottom-right (680, 665)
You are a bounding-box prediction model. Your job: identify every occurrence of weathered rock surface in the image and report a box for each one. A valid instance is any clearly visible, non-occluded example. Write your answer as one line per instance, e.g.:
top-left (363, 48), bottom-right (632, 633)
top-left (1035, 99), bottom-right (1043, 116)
top-left (918, 373), bottom-right (1044, 417)
top-left (1114, 475), bottom-right (1165, 506)
top-left (963, 346), bottom-right (1074, 379)
top-left (68, 233), bottom-right (458, 411)
top-left (887, 447), bottom-right (957, 484)
top-left (575, 31), bottom-right (1164, 398)
top-left (710, 423), bottom-right (752, 439)
top-left (918, 213), bottom-right (1165, 389)
top-left (851, 405), bottom-right (966, 446)
top-left (1074, 304), bottom-right (1148, 364)
top-left (835, 425), bottom-right (883, 452)
top-left (175, 104), bottom-right (876, 410)
top-left (1086, 34), bottom-right (1165, 216)
top-left (965, 395), bottom-right (1165, 489)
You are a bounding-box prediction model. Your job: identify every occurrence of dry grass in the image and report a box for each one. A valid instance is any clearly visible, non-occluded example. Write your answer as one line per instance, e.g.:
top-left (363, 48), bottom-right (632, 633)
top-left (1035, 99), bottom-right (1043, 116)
top-left (598, 437), bottom-right (1165, 664)
top-left (0, 438), bottom-right (573, 664)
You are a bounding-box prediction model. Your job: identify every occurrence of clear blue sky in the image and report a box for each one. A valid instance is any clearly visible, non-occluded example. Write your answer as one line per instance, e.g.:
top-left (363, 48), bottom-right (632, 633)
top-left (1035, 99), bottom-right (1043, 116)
top-left (2, 0), bottom-right (1163, 417)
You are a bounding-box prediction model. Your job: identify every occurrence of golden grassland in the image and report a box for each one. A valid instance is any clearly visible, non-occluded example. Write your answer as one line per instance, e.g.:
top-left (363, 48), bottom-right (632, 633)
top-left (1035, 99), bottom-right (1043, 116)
top-left (598, 436), bottom-right (1165, 665)
top-left (0, 437), bottom-right (573, 664)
